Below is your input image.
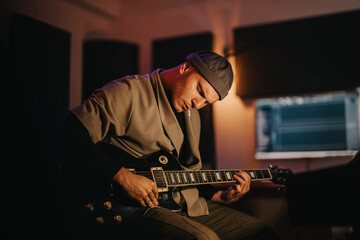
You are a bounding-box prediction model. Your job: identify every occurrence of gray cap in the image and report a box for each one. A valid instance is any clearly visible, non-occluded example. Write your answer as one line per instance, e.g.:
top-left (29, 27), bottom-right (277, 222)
top-left (186, 51), bottom-right (233, 100)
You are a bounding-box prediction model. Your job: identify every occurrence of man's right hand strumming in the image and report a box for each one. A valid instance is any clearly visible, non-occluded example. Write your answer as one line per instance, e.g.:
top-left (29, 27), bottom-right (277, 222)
top-left (113, 167), bottom-right (159, 208)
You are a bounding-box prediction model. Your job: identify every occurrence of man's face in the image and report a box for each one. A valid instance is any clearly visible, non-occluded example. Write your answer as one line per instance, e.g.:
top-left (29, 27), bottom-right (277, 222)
top-left (171, 64), bottom-right (219, 112)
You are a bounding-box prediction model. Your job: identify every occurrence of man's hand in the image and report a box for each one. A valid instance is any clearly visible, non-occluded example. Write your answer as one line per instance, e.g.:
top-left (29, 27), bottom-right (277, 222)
top-left (211, 171), bottom-right (251, 204)
top-left (113, 167), bottom-right (159, 208)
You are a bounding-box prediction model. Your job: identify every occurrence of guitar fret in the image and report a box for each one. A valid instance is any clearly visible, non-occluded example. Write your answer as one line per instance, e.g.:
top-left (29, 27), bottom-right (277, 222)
top-left (201, 172), bottom-right (208, 182)
top-left (164, 168), bottom-right (273, 187)
top-left (194, 172), bottom-right (200, 184)
top-left (212, 172), bottom-right (217, 182)
top-left (206, 172), bottom-right (211, 182)
top-left (189, 172), bottom-right (196, 183)
top-left (170, 172), bottom-right (176, 184)
top-left (196, 171), bottom-right (202, 183)
top-left (207, 172), bottom-right (212, 182)
top-left (172, 172), bottom-right (177, 184)
top-left (225, 171), bottom-right (232, 181)
top-left (215, 171), bottom-right (222, 181)
top-left (255, 170), bottom-right (263, 179)
top-left (213, 172), bottom-right (219, 183)
top-left (248, 170), bottom-right (256, 179)
top-left (198, 172), bottom-right (203, 183)
top-left (202, 172), bottom-right (209, 183)
top-left (180, 172), bottom-right (185, 184)
top-left (198, 172), bottom-right (204, 183)
top-left (166, 172), bottom-right (171, 184)
top-left (220, 171), bottom-right (226, 181)
top-left (208, 171), bottom-right (215, 183)
top-left (182, 172), bottom-right (188, 184)
top-left (167, 172), bottom-right (172, 184)
top-left (262, 170), bottom-right (271, 179)
top-left (199, 172), bottom-right (204, 182)
top-left (176, 172), bottom-right (182, 184)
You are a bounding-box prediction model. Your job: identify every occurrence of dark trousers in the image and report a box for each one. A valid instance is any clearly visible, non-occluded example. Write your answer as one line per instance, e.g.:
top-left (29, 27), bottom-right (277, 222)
top-left (135, 201), bottom-right (280, 240)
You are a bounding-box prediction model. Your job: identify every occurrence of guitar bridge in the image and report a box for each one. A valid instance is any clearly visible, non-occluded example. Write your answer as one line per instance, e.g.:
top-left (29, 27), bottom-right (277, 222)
top-left (151, 167), bottom-right (169, 192)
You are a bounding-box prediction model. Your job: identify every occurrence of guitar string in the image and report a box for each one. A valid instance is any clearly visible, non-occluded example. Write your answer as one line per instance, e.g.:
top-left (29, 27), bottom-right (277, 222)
top-left (134, 170), bottom-right (270, 177)
top-left (138, 177), bottom-right (270, 185)
top-left (135, 170), bottom-right (270, 178)
top-left (134, 171), bottom-right (271, 184)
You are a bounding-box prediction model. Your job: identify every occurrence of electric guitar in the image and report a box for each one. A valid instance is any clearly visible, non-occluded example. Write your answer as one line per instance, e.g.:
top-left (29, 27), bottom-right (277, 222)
top-left (66, 146), bottom-right (292, 227)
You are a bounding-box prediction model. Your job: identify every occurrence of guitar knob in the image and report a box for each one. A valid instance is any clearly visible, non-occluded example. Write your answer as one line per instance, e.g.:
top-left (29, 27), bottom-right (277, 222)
top-left (94, 217), bottom-right (104, 225)
top-left (113, 215), bottom-right (122, 224)
top-left (103, 201), bottom-right (112, 210)
top-left (159, 193), bottom-right (168, 201)
top-left (159, 155), bottom-right (168, 165)
top-left (84, 203), bottom-right (94, 212)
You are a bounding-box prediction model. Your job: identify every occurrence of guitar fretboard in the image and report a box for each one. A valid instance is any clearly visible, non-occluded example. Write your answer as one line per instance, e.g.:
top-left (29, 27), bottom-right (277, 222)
top-left (163, 169), bottom-right (272, 187)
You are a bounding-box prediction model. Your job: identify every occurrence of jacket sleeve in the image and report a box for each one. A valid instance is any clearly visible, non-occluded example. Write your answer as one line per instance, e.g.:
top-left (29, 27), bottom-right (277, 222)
top-left (55, 112), bottom-right (123, 185)
top-left (198, 185), bottom-right (219, 200)
top-left (70, 79), bottom-right (134, 144)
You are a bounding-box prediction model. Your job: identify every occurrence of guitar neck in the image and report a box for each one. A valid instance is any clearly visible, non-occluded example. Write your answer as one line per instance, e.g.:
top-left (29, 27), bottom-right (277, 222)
top-left (163, 169), bottom-right (272, 187)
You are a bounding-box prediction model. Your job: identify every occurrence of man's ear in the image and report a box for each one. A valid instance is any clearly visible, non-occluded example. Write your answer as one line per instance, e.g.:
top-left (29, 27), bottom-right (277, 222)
top-left (179, 61), bottom-right (192, 74)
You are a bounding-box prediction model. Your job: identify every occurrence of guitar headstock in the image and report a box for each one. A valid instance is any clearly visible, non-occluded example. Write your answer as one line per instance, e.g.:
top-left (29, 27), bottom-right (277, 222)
top-left (269, 165), bottom-right (293, 190)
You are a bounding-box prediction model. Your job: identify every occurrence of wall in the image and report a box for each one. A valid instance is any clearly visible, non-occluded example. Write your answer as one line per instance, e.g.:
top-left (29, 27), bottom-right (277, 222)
top-left (110, 0), bottom-right (360, 172)
top-left (2, 0), bottom-right (117, 109)
top-left (3, 0), bottom-right (360, 172)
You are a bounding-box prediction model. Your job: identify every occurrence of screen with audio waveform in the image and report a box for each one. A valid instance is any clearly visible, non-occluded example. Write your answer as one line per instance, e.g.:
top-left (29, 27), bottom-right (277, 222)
top-left (255, 92), bottom-right (359, 159)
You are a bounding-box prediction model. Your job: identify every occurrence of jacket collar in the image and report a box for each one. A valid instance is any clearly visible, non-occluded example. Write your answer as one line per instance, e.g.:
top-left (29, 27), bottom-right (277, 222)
top-left (150, 69), bottom-right (183, 157)
top-left (149, 70), bottom-right (201, 170)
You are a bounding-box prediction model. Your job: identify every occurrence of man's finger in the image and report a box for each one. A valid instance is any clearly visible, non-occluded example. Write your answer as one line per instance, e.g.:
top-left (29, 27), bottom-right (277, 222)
top-left (148, 191), bottom-right (159, 206)
top-left (144, 196), bottom-right (155, 208)
top-left (152, 184), bottom-right (159, 200)
top-left (231, 182), bottom-right (242, 193)
top-left (139, 199), bottom-right (146, 207)
top-left (237, 171), bottom-right (251, 181)
top-left (234, 174), bottom-right (246, 186)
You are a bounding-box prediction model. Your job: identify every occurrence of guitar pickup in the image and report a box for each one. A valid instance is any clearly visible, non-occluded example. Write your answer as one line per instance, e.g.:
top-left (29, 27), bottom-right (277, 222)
top-left (151, 167), bottom-right (169, 192)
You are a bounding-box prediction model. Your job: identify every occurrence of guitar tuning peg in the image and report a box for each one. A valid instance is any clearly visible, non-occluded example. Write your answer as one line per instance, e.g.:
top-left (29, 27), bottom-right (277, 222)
top-left (113, 215), bottom-right (122, 224)
top-left (270, 165), bottom-right (279, 171)
top-left (94, 217), bottom-right (104, 225)
top-left (103, 201), bottom-right (112, 210)
top-left (84, 203), bottom-right (94, 212)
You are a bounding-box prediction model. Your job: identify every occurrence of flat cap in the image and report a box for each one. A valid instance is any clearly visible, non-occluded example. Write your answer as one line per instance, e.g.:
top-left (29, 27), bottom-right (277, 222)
top-left (186, 51), bottom-right (233, 100)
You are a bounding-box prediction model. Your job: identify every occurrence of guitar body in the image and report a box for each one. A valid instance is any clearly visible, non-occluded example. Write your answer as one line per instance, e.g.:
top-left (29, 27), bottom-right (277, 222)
top-left (65, 147), bottom-right (184, 226)
top-left (109, 150), bottom-right (185, 214)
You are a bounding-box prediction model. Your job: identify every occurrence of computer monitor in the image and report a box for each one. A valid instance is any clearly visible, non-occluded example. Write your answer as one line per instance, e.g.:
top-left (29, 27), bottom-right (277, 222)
top-left (255, 91), bottom-right (360, 159)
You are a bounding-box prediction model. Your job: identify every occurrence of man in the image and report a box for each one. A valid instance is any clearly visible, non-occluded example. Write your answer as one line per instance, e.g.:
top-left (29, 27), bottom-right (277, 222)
top-left (57, 51), bottom-right (280, 239)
